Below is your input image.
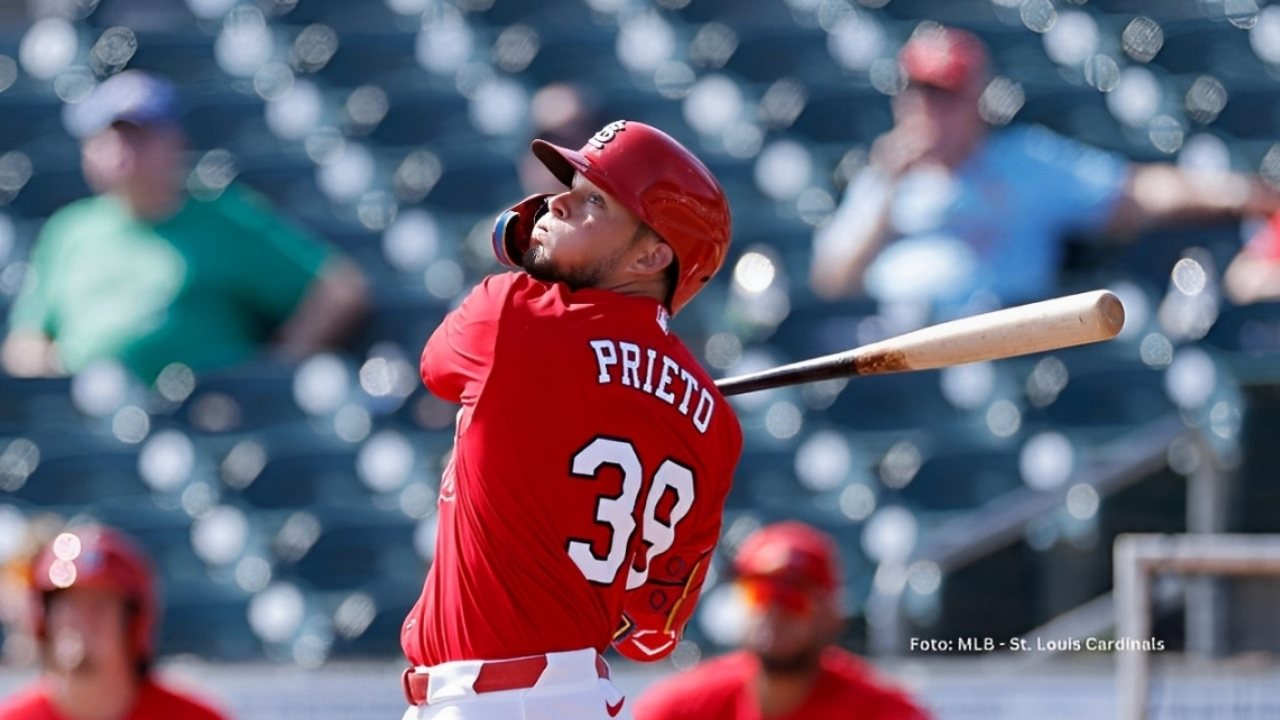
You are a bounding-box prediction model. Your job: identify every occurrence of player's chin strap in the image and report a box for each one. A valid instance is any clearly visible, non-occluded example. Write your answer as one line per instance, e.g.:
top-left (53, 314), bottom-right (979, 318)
top-left (493, 193), bottom-right (553, 268)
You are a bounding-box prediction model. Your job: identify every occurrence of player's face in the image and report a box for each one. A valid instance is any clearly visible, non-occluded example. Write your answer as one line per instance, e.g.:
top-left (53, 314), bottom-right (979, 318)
top-left (83, 124), bottom-right (184, 189)
top-left (44, 587), bottom-right (134, 676)
top-left (893, 83), bottom-right (983, 153)
top-left (739, 580), bottom-right (838, 673)
top-left (523, 174), bottom-right (646, 290)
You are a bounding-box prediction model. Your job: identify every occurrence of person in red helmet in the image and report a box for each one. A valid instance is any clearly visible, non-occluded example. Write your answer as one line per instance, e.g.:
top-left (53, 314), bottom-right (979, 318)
top-left (0, 525), bottom-right (229, 720)
top-left (398, 120), bottom-right (743, 719)
top-left (633, 522), bottom-right (930, 720)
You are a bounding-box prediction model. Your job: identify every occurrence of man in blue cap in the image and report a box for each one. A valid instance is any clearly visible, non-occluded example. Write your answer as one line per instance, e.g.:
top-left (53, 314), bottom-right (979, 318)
top-left (2, 70), bottom-right (368, 383)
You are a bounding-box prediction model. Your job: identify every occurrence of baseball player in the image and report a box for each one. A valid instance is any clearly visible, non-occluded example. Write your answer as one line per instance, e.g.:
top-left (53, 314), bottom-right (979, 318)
top-left (0, 525), bottom-right (229, 720)
top-left (633, 522), bottom-right (931, 720)
top-left (400, 120), bottom-right (743, 719)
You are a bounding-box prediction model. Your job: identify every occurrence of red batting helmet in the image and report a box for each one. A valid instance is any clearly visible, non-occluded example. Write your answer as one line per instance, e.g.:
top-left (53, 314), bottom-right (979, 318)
top-left (494, 120), bottom-right (732, 314)
top-left (29, 525), bottom-right (159, 662)
top-left (734, 521), bottom-right (840, 593)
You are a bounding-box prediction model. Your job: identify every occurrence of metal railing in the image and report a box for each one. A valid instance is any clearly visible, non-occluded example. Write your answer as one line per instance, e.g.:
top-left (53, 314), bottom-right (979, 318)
top-left (1114, 533), bottom-right (1280, 720)
top-left (866, 413), bottom-right (1224, 656)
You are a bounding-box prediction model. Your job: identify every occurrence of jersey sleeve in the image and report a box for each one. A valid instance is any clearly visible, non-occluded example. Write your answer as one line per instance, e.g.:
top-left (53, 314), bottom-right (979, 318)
top-left (613, 436), bottom-right (739, 662)
top-left (420, 273), bottom-right (512, 404)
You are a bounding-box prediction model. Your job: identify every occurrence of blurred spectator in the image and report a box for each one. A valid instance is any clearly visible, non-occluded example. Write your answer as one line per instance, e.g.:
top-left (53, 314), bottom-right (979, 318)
top-left (1224, 212), bottom-right (1280, 304)
top-left (810, 24), bottom-right (1280, 318)
top-left (633, 522), bottom-right (930, 720)
top-left (1, 70), bottom-right (368, 384)
top-left (517, 83), bottom-right (603, 196)
top-left (0, 524), bottom-right (230, 720)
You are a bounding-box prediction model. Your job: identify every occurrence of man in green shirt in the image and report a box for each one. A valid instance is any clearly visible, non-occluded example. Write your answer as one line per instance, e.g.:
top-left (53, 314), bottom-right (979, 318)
top-left (2, 71), bottom-right (368, 383)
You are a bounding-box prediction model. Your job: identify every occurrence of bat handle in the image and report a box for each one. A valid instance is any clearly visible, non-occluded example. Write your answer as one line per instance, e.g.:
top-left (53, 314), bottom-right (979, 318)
top-left (714, 351), bottom-right (859, 397)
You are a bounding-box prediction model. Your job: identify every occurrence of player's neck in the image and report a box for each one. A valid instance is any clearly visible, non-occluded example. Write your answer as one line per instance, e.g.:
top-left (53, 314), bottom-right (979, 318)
top-left (935, 124), bottom-right (986, 170)
top-left (752, 650), bottom-right (823, 718)
top-left (754, 664), bottom-right (821, 718)
top-left (114, 184), bottom-right (183, 222)
top-left (48, 667), bottom-right (141, 720)
top-left (596, 272), bottom-right (667, 307)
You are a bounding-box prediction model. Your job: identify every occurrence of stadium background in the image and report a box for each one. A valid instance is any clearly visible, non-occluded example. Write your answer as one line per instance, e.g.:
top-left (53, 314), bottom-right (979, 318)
top-left (2, 0), bottom-right (1280, 717)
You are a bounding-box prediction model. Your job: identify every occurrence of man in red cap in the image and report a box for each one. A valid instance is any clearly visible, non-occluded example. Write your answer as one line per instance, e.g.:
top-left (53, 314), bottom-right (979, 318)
top-left (632, 522), bottom-right (930, 720)
top-left (0, 525), bottom-right (229, 720)
top-left (811, 23), bottom-right (1280, 317)
top-left (399, 120), bottom-right (742, 719)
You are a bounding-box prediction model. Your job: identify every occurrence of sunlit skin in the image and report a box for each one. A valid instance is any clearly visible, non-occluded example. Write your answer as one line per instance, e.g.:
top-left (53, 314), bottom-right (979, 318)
top-left (524, 173), bottom-right (674, 297)
top-left (43, 586), bottom-right (141, 720)
top-left (81, 122), bottom-right (186, 221)
top-left (739, 579), bottom-right (844, 718)
top-left (876, 82), bottom-right (987, 176)
top-left (740, 580), bottom-right (841, 673)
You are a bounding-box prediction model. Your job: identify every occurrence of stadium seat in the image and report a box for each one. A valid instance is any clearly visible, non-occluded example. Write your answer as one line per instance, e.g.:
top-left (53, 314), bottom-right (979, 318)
top-left (1023, 361), bottom-right (1172, 433)
top-left (523, 29), bottom-right (622, 89)
top-left (128, 33), bottom-right (223, 87)
top-left (357, 289), bottom-right (450, 358)
top-left (181, 88), bottom-right (269, 151)
top-left (163, 580), bottom-right (261, 660)
top-left (1204, 301), bottom-right (1280, 356)
top-left (893, 445), bottom-right (1023, 512)
top-left (276, 504), bottom-right (422, 592)
top-left (1155, 21), bottom-right (1268, 82)
top-left (232, 445), bottom-right (365, 510)
top-left (723, 27), bottom-right (841, 86)
top-left (0, 377), bottom-right (78, 434)
top-left (766, 295), bottom-right (879, 360)
top-left (176, 363), bottom-right (308, 433)
top-left (323, 578), bottom-right (419, 658)
top-left (792, 86), bottom-right (893, 145)
top-left (369, 82), bottom-right (471, 147)
top-left (1209, 85), bottom-right (1280, 140)
top-left (820, 371), bottom-right (962, 436)
top-left (0, 90), bottom-right (66, 151)
top-left (8, 434), bottom-right (149, 507)
top-left (417, 140), bottom-right (522, 215)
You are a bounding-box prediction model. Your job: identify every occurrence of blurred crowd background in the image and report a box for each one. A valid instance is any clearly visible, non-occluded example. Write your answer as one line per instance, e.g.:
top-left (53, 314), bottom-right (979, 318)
top-left (2, 0), bottom-right (1280, 717)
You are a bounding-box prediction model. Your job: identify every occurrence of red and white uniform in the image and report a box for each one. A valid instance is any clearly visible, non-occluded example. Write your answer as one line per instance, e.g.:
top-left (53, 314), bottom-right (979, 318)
top-left (632, 648), bottom-right (932, 720)
top-left (0, 679), bottom-right (228, 720)
top-left (402, 272), bottom-right (742, 717)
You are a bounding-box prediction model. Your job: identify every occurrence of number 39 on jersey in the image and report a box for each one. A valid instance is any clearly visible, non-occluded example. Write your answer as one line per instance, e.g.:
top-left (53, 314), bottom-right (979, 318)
top-left (565, 436), bottom-right (695, 589)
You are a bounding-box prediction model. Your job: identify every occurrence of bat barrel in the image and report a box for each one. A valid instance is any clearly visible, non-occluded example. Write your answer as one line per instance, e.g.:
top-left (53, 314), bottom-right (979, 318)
top-left (713, 290), bottom-right (1125, 396)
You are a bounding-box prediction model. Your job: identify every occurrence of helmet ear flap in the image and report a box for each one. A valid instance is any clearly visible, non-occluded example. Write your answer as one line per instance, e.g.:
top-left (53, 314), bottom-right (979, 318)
top-left (493, 193), bottom-right (553, 267)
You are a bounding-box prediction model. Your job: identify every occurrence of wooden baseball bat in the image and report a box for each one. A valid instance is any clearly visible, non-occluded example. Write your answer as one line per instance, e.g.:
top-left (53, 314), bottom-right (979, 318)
top-left (715, 290), bottom-right (1125, 397)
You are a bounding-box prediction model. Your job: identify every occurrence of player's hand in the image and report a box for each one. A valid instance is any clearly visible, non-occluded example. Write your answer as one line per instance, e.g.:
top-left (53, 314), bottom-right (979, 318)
top-left (869, 123), bottom-right (933, 180)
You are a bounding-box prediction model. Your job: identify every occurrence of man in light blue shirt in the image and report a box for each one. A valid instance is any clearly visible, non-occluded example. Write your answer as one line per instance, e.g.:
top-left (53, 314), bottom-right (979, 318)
top-left (812, 24), bottom-right (1280, 318)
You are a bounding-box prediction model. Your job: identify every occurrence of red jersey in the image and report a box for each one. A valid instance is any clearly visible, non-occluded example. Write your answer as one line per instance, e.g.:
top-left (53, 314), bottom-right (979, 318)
top-left (632, 648), bottom-right (931, 720)
top-left (402, 273), bottom-right (743, 666)
top-left (0, 678), bottom-right (228, 720)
